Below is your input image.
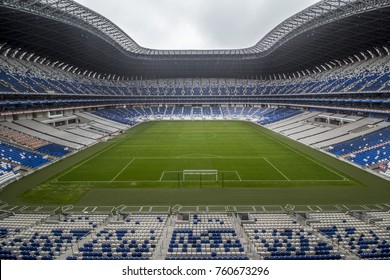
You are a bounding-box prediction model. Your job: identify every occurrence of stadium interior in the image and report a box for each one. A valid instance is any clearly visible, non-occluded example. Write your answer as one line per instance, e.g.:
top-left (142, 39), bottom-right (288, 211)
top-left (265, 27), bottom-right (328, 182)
top-left (0, 0), bottom-right (390, 260)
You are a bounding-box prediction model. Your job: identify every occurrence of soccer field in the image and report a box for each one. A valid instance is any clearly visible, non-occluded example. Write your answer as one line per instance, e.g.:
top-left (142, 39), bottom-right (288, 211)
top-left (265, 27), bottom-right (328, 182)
top-left (55, 121), bottom-right (349, 185)
top-left (2, 121), bottom-right (390, 206)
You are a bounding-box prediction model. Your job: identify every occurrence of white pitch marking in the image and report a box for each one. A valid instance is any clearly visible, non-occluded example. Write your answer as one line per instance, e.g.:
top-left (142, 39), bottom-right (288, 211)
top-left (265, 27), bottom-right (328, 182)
top-left (235, 171), bottom-right (242, 181)
top-left (263, 157), bottom-right (291, 181)
top-left (111, 158), bottom-right (136, 182)
top-left (54, 179), bottom-right (348, 184)
top-left (254, 127), bottom-right (350, 181)
top-left (160, 171), bottom-right (166, 182)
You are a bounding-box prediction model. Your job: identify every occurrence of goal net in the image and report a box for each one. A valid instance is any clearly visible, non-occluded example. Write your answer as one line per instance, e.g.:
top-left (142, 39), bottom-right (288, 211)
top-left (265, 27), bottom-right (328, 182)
top-left (183, 170), bottom-right (218, 181)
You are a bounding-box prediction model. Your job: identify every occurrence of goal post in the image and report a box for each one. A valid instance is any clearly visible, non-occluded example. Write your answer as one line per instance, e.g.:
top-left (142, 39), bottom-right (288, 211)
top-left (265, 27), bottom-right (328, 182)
top-left (183, 170), bottom-right (218, 181)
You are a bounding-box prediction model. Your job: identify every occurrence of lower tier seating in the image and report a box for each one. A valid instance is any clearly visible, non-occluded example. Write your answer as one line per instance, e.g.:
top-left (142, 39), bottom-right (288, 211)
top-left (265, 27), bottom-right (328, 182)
top-left (36, 144), bottom-right (70, 158)
top-left (243, 214), bottom-right (342, 260)
top-left (69, 214), bottom-right (167, 260)
top-left (165, 214), bottom-right (248, 260)
top-left (0, 142), bottom-right (50, 168)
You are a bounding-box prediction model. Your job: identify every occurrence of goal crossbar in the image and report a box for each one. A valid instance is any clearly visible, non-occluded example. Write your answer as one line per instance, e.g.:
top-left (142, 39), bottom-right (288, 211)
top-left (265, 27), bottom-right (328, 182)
top-left (183, 170), bottom-right (218, 181)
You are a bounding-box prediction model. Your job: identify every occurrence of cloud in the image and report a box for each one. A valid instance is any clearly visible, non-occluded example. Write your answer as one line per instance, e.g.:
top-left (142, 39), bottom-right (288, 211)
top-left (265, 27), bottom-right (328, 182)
top-left (74, 0), bottom-right (320, 50)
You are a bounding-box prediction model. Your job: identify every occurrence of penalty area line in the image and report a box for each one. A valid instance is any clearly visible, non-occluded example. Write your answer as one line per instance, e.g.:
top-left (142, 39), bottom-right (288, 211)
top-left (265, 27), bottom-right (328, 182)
top-left (263, 157), bottom-right (291, 181)
top-left (234, 171), bottom-right (242, 181)
top-left (254, 127), bottom-right (350, 182)
top-left (111, 158), bottom-right (136, 182)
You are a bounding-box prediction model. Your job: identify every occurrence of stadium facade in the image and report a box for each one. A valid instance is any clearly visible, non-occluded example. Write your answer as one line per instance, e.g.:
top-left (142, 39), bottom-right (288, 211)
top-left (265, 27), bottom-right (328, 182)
top-left (0, 0), bottom-right (390, 260)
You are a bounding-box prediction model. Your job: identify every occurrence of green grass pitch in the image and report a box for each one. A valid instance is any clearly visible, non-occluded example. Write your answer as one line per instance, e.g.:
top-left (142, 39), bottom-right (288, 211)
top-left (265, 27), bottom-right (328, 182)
top-left (1, 121), bottom-right (390, 206)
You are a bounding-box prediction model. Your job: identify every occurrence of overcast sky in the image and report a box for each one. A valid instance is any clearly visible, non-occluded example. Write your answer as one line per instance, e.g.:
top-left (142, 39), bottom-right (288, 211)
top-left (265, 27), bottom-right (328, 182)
top-left (74, 0), bottom-right (320, 50)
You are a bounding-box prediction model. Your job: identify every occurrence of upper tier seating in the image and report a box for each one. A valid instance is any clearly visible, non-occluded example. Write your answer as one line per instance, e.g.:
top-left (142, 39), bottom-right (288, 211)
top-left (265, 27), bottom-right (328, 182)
top-left (1, 55), bottom-right (390, 96)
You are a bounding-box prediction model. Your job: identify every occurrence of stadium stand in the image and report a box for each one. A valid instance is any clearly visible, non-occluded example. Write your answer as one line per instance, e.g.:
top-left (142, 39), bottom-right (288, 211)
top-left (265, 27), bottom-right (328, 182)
top-left (309, 212), bottom-right (390, 259)
top-left (0, 210), bottom-right (389, 260)
top-left (243, 214), bottom-right (343, 260)
top-left (0, 123), bottom-right (70, 158)
top-left (165, 214), bottom-right (248, 260)
top-left (63, 127), bottom-right (103, 140)
top-left (348, 145), bottom-right (390, 167)
top-left (365, 211), bottom-right (390, 232)
top-left (75, 112), bottom-right (129, 131)
top-left (70, 214), bottom-right (167, 260)
top-left (0, 124), bottom-right (48, 149)
top-left (379, 161), bottom-right (390, 177)
top-left (257, 108), bottom-right (303, 125)
top-left (91, 110), bottom-right (139, 126)
top-left (0, 122), bottom-right (83, 150)
top-left (328, 127), bottom-right (390, 157)
top-left (0, 161), bottom-right (18, 185)
top-left (0, 214), bottom-right (108, 260)
top-left (35, 144), bottom-right (70, 158)
top-left (1, 54), bottom-right (390, 103)
top-left (0, 142), bottom-right (50, 168)
top-left (13, 120), bottom-right (95, 146)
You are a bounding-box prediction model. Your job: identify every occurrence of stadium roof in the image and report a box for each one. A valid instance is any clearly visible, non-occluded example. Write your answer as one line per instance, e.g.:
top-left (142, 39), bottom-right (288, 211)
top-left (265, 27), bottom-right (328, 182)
top-left (1, 0), bottom-right (390, 79)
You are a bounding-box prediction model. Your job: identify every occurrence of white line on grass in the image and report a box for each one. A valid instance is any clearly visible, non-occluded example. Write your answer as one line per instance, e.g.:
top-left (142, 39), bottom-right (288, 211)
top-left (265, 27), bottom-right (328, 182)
top-left (176, 154), bottom-right (223, 159)
top-left (52, 127), bottom-right (143, 182)
top-left (263, 157), bottom-right (291, 181)
top-left (53, 179), bottom-right (348, 184)
top-left (254, 127), bottom-right (350, 181)
top-left (235, 171), bottom-right (242, 181)
top-left (111, 158), bottom-right (136, 182)
top-left (159, 171), bottom-right (165, 182)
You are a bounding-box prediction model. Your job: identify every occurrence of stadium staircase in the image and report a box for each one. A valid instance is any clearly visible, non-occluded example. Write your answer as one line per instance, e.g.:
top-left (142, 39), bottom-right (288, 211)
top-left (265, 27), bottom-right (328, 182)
top-left (59, 214), bottom-right (111, 260)
top-left (153, 215), bottom-right (176, 260)
top-left (231, 214), bottom-right (258, 260)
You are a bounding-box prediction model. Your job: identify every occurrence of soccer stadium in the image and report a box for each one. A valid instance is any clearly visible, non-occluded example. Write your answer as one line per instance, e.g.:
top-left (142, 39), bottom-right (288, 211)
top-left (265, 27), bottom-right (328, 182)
top-left (0, 0), bottom-right (389, 261)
